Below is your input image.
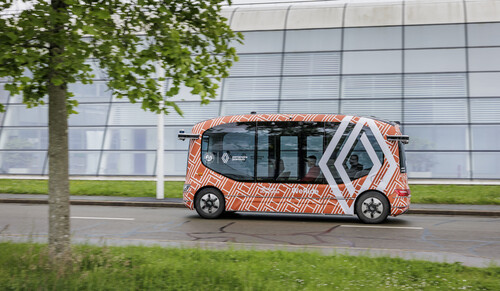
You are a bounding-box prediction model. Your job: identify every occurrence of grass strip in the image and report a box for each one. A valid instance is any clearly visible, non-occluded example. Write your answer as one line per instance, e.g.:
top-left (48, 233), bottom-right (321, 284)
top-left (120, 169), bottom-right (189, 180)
top-left (0, 179), bottom-right (184, 198)
top-left (410, 184), bottom-right (500, 205)
top-left (0, 242), bottom-right (498, 290)
top-left (0, 179), bottom-right (499, 205)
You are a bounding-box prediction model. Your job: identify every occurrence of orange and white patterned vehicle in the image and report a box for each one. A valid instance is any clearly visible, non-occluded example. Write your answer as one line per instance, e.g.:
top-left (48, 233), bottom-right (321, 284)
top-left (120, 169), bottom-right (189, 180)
top-left (178, 114), bottom-right (410, 223)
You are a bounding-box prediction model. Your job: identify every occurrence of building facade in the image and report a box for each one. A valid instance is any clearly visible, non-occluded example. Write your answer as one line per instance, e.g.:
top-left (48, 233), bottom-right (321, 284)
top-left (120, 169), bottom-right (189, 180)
top-left (1, 0), bottom-right (500, 180)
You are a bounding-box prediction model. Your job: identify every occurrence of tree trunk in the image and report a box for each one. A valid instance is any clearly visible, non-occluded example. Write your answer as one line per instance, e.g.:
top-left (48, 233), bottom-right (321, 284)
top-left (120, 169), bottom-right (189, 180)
top-left (46, 0), bottom-right (71, 261)
top-left (47, 81), bottom-right (71, 258)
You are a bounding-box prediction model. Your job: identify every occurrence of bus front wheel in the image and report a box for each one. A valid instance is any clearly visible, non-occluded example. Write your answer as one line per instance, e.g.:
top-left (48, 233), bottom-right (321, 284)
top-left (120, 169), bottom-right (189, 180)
top-left (195, 188), bottom-right (225, 219)
top-left (355, 191), bottom-right (390, 224)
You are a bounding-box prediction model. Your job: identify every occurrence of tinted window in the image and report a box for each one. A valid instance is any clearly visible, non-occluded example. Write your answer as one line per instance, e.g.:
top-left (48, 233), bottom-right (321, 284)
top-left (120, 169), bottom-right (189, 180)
top-left (342, 127), bottom-right (384, 181)
top-left (323, 123), bottom-right (384, 183)
top-left (257, 122), bottom-right (328, 183)
top-left (399, 141), bottom-right (407, 173)
top-left (201, 122), bottom-right (256, 181)
top-left (201, 121), bottom-right (385, 184)
top-left (256, 122), bottom-right (301, 182)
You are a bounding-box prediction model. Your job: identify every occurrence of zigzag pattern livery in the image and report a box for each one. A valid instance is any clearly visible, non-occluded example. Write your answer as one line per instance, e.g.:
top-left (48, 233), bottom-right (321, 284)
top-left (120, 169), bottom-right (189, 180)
top-left (182, 114), bottom-right (410, 218)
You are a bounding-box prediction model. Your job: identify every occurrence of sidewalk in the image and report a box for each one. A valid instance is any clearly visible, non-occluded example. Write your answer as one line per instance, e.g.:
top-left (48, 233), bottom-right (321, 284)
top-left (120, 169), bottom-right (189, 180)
top-left (1, 193), bottom-right (499, 217)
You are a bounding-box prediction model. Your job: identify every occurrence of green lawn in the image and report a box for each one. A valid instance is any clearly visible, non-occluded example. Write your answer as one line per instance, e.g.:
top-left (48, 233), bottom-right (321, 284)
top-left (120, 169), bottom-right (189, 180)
top-left (0, 242), bottom-right (498, 290)
top-left (0, 179), bottom-right (184, 198)
top-left (0, 179), bottom-right (499, 205)
top-left (410, 184), bottom-right (500, 205)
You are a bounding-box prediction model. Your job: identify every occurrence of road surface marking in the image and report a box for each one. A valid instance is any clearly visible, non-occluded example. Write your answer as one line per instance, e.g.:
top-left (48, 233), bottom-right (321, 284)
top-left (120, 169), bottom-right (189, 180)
top-left (71, 216), bottom-right (135, 221)
top-left (340, 225), bottom-right (423, 230)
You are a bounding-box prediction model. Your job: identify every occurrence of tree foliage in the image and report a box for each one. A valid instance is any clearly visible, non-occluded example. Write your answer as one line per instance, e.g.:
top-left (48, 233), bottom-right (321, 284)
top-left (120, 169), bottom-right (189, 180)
top-left (0, 0), bottom-right (240, 114)
top-left (0, 0), bottom-right (240, 258)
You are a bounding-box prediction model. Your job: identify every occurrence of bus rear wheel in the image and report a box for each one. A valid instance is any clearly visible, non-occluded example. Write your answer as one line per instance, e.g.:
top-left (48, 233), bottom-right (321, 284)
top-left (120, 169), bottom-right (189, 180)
top-left (355, 191), bottom-right (390, 224)
top-left (195, 188), bottom-right (225, 219)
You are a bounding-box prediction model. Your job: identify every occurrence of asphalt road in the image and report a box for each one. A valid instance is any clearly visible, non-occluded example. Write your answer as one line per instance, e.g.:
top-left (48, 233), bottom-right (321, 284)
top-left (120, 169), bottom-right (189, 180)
top-left (1, 203), bottom-right (499, 267)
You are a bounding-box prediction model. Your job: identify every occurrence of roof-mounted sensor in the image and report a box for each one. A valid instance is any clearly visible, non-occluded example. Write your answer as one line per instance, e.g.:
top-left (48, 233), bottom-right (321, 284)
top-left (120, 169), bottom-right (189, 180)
top-left (178, 129), bottom-right (199, 141)
top-left (387, 135), bottom-right (410, 144)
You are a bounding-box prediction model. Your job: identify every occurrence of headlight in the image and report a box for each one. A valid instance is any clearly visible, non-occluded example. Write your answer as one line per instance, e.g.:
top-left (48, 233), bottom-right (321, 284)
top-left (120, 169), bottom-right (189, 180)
top-left (183, 184), bottom-right (191, 192)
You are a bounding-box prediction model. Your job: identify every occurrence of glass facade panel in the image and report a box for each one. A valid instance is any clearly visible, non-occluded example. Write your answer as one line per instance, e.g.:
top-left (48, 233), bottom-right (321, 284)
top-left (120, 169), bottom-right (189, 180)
top-left (470, 99), bottom-right (500, 123)
top-left (469, 48), bottom-right (500, 71)
top-left (108, 103), bottom-right (157, 126)
top-left (68, 82), bottom-right (112, 103)
top-left (165, 127), bottom-right (191, 150)
top-left (281, 76), bottom-right (339, 100)
top-left (69, 128), bottom-right (105, 150)
top-left (223, 78), bottom-right (280, 100)
top-left (0, 128), bottom-right (48, 150)
top-left (405, 24), bottom-right (465, 48)
top-left (221, 101), bottom-right (278, 115)
top-left (341, 100), bottom-right (402, 121)
top-left (167, 79), bottom-right (221, 101)
top-left (0, 151), bottom-right (46, 174)
top-left (343, 51), bottom-right (402, 74)
top-left (1, 20), bottom-right (500, 180)
top-left (229, 54), bottom-right (282, 76)
top-left (0, 84), bottom-right (9, 104)
top-left (3, 105), bottom-right (48, 126)
top-left (99, 151), bottom-right (156, 175)
top-left (472, 152), bottom-right (500, 179)
top-left (468, 23), bottom-right (500, 46)
top-left (469, 73), bottom-right (500, 97)
top-left (407, 152), bottom-right (469, 179)
top-left (164, 102), bottom-right (219, 125)
top-left (285, 29), bottom-right (341, 52)
top-left (471, 125), bottom-right (500, 150)
top-left (405, 49), bottom-right (466, 73)
top-left (69, 151), bottom-right (100, 175)
top-left (341, 75), bottom-right (402, 99)
top-left (103, 128), bottom-right (156, 150)
top-left (283, 52), bottom-right (341, 75)
top-left (234, 31), bottom-right (284, 53)
top-left (164, 151), bottom-right (188, 176)
top-left (280, 100), bottom-right (338, 114)
top-left (69, 104), bottom-right (110, 126)
top-left (344, 26), bottom-right (402, 50)
top-left (404, 74), bottom-right (467, 98)
top-left (404, 99), bottom-right (467, 124)
top-left (8, 92), bottom-right (48, 104)
top-left (404, 125), bottom-right (468, 150)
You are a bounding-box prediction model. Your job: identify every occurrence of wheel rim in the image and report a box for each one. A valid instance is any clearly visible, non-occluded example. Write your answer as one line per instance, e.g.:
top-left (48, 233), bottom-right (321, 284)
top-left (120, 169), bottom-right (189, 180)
top-left (199, 193), bottom-right (220, 215)
top-left (361, 197), bottom-right (384, 220)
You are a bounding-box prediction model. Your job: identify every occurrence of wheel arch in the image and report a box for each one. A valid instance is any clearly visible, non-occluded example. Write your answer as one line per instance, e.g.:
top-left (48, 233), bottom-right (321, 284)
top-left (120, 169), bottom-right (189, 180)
top-left (194, 185), bottom-right (225, 207)
top-left (353, 189), bottom-right (390, 214)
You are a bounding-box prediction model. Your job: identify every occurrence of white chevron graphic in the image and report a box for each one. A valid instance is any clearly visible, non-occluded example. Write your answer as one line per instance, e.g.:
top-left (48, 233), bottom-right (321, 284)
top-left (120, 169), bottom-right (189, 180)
top-left (318, 116), bottom-right (390, 215)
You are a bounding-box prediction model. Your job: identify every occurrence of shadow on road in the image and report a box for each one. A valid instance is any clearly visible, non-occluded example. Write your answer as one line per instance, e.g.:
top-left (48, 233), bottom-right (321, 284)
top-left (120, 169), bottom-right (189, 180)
top-left (186, 211), bottom-right (413, 225)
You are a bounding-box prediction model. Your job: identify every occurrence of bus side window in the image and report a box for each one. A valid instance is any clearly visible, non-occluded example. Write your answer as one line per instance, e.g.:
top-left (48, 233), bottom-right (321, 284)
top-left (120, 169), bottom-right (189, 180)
top-left (256, 123), bottom-right (301, 182)
top-left (201, 122), bottom-right (256, 182)
top-left (324, 122), bottom-right (350, 184)
top-left (339, 126), bottom-right (384, 181)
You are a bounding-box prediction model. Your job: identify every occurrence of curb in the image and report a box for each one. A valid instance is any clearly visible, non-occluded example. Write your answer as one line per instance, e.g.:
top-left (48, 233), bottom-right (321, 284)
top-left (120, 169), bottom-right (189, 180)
top-left (0, 199), bottom-right (186, 208)
top-left (407, 209), bottom-right (500, 217)
top-left (1, 198), bottom-right (499, 217)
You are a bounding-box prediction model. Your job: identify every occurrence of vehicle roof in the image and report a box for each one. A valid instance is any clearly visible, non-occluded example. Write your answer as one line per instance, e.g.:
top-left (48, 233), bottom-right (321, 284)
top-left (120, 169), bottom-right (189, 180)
top-left (193, 113), bottom-right (398, 129)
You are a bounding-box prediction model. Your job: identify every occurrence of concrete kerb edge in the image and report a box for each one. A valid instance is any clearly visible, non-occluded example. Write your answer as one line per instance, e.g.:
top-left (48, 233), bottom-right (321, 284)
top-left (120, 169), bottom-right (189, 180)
top-left (0, 199), bottom-right (185, 208)
top-left (0, 198), bottom-right (499, 216)
top-left (406, 209), bottom-right (500, 217)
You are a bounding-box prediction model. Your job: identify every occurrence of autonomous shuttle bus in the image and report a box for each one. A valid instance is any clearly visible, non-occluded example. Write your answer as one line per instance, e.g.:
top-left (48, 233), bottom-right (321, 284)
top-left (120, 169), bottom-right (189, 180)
top-left (178, 114), bottom-right (410, 223)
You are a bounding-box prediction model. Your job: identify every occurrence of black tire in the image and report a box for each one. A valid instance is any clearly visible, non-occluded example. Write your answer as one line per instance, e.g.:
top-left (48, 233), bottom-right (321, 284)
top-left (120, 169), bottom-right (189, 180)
top-left (194, 188), bottom-right (225, 219)
top-left (355, 191), bottom-right (390, 224)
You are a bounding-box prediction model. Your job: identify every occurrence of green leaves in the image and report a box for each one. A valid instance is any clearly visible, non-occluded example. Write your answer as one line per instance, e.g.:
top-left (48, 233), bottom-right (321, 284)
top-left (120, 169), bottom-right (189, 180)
top-left (0, 0), bottom-right (240, 115)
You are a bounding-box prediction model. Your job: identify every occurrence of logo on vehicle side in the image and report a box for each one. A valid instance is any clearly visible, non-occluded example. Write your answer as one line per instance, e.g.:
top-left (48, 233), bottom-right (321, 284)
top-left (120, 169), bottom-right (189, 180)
top-left (318, 116), bottom-right (398, 215)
